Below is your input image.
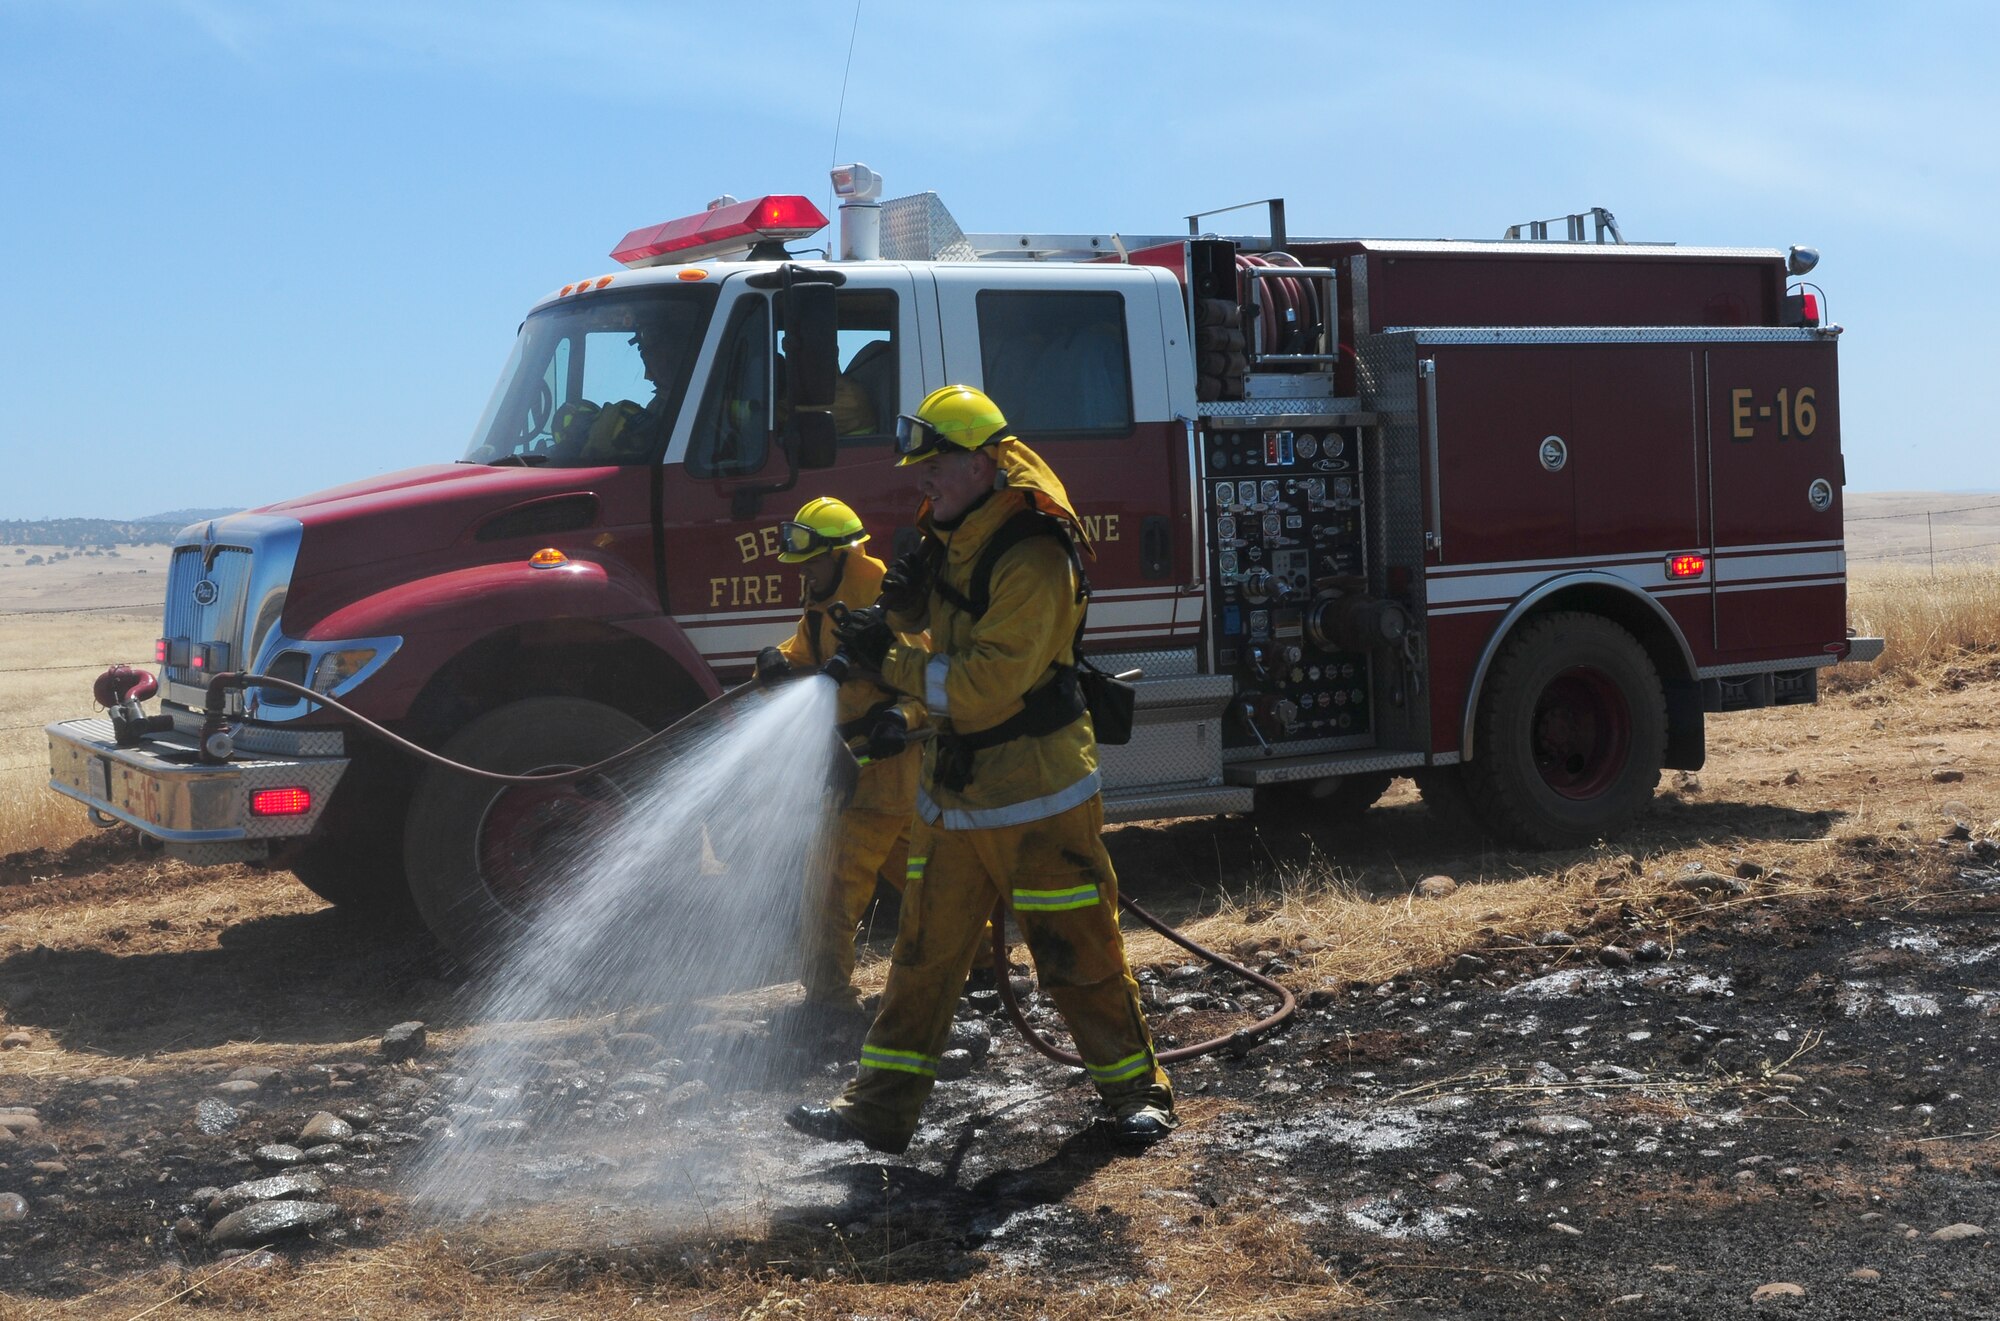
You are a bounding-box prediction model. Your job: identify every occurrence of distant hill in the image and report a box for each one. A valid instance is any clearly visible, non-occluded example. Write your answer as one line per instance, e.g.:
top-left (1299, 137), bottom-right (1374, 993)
top-left (2, 515), bottom-right (220, 547)
top-left (132, 507), bottom-right (243, 526)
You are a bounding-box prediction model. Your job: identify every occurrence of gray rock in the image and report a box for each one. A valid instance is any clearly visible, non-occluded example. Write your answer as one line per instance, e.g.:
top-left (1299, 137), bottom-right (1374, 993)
top-left (936, 1049), bottom-right (976, 1080)
top-left (1676, 871), bottom-right (1748, 897)
top-left (336, 1105), bottom-right (377, 1131)
top-left (84, 1075), bottom-right (139, 1091)
top-left (1451, 954), bottom-right (1490, 978)
top-left (1, 1032), bottom-right (31, 1049)
top-left (610, 1072), bottom-right (675, 1092)
top-left (473, 1119), bottom-right (529, 1143)
top-left (0, 1193), bottom-right (26, 1222)
top-left (0, 1112), bottom-right (43, 1137)
top-left (948, 1020), bottom-right (993, 1061)
top-left (606, 1032), bottom-right (661, 1059)
top-left (229, 1066), bottom-right (283, 1087)
top-left (1516, 1115), bottom-right (1594, 1137)
top-left (1750, 1283), bottom-right (1805, 1300)
top-left (1929, 1223), bottom-right (1986, 1242)
top-left (301, 1144), bottom-right (346, 1164)
top-left (194, 1098), bottom-right (241, 1135)
top-left (1415, 875), bottom-right (1457, 899)
top-left (1536, 931), bottom-right (1577, 947)
top-left (1849, 1269), bottom-right (1880, 1283)
top-left (297, 1111), bottom-right (354, 1145)
top-left (207, 1200), bottom-right (338, 1249)
top-left (211, 1080), bottom-right (262, 1097)
top-left (661, 1080), bottom-right (710, 1113)
top-left (1632, 940), bottom-right (1668, 964)
top-left (207, 1171), bottom-right (327, 1219)
top-left (380, 1021), bottom-right (427, 1062)
top-left (1550, 1221), bottom-right (1583, 1236)
top-left (1597, 946), bottom-right (1634, 969)
top-left (254, 1145), bottom-right (307, 1169)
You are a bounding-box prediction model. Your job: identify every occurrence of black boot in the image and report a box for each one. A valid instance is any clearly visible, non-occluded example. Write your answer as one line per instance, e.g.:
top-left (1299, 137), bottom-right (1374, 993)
top-left (1104, 1102), bottom-right (1177, 1148)
top-left (784, 1103), bottom-right (911, 1155)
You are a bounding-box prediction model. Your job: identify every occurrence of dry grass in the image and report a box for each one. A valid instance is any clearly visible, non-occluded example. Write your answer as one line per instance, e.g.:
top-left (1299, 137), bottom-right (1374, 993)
top-left (1829, 561), bottom-right (2000, 690)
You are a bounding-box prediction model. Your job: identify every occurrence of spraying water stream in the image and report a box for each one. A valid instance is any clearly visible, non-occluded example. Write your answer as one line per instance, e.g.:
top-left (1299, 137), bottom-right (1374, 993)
top-left (411, 676), bottom-right (854, 1222)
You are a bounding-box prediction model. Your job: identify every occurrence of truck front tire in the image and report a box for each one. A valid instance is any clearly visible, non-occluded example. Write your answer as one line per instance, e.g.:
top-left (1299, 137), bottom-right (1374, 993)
top-left (1462, 612), bottom-right (1665, 849)
top-left (403, 697), bottom-right (652, 962)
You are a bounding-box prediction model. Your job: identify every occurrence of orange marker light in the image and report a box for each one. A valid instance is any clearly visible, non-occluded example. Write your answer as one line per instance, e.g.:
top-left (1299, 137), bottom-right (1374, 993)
top-left (594, 275), bottom-right (614, 289)
top-left (1668, 554), bottom-right (1707, 579)
top-left (528, 548), bottom-right (569, 569)
top-left (677, 268), bottom-right (708, 281)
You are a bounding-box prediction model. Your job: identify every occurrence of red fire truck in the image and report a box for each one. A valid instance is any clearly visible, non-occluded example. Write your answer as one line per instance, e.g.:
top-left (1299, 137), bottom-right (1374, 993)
top-left (45, 168), bottom-right (1880, 950)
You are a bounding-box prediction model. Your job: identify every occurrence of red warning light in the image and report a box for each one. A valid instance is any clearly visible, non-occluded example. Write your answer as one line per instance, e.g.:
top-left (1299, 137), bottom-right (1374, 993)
top-left (250, 787), bottom-right (313, 817)
top-left (610, 194), bottom-right (829, 267)
top-left (1668, 554), bottom-right (1707, 579)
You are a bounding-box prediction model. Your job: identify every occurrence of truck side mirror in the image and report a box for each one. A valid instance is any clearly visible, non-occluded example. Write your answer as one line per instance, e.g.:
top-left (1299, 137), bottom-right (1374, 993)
top-left (785, 280), bottom-right (839, 414)
top-left (794, 409), bottom-right (838, 469)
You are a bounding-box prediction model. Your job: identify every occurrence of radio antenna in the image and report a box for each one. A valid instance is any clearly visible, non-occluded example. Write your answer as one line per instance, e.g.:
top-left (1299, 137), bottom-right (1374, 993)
top-left (828, 0), bottom-right (864, 213)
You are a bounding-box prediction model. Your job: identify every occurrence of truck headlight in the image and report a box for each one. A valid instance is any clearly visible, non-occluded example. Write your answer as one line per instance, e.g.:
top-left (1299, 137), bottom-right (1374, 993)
top-left (312, 648), bottom-right (379, 694)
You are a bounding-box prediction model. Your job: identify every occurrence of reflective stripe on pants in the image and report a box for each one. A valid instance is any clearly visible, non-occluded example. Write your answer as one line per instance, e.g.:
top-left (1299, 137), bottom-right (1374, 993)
top-left (831, 794), bottom-right (1171, 1145)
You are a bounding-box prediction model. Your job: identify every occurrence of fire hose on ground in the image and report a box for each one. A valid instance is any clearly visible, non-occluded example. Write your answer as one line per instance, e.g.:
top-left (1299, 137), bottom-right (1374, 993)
top-left (175, 668), bottom-right (1299, 1063)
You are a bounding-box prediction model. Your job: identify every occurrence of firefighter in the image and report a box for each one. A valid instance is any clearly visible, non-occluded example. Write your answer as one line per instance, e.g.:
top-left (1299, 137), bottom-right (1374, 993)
top-left (786, 385), bottom-right (1175, 1154)
top-left (755, 497), bottom-right (921, 1010)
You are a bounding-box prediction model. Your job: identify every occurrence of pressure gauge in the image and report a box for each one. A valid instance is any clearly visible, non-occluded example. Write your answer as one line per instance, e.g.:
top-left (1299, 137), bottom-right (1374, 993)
top-left (1324, 434), bottom-right (1345, 459)
top-left (1217, 514), bottom-right (1236, 539)
top-left (1295, 433), bottom-right (1319, 459)
top-left (1304, 477), bottom-right (1325, 502)
top-left (1260, 480), bottom-right (1280, 504)
top-left (1334, 476), bottom-right (1354, 498)
top-left (1237, 479), bottom-right (1260, 507)
top-left (1262, 512), bottom-right (1281, 538)
top-left (1219, 550), bottom-right (1238, 575)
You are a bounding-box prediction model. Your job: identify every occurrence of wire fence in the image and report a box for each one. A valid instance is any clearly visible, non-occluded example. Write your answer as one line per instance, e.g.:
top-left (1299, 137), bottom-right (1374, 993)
top-left (0, 602), bottom-right (157, 618)
top-left (1845, 497), bottom-right (2000, 569)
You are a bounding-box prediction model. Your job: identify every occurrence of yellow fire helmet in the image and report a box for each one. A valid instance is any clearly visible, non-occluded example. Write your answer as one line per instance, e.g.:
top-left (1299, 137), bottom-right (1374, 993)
top-left (777, 496), bottom-right (869, 563)
top-left (894, 384), bottom-right (1014, 467)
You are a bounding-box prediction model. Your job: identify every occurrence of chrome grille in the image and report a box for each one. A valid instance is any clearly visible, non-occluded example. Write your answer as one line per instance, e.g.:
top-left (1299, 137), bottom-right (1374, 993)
top-left (162, 545), bottom-right (254, 684)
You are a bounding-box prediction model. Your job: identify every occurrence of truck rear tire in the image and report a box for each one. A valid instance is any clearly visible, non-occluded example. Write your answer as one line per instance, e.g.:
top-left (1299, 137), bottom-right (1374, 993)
top-left (288, 837), bottom-right (417, 920)
top-left (1253, 772), bottom-right (1394, 825)
top-left (403, 697), bottom-right (652, 962)
top-left (1462, 612), bottom-right (1665, 849)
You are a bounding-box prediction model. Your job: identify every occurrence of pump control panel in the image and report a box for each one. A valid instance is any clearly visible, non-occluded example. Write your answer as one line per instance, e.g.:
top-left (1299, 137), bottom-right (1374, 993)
top-left (1204, 426), bottom-right (1374, 753)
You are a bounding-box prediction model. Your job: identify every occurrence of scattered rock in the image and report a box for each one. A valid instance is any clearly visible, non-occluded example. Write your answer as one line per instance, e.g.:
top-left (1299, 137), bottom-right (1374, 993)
top-left (0, 1113), bottom-right (43, 1137)
top-left (1676, 871), bottom-right (1748, 897)
top-left (1516, 1115), bottom-right (1594, 1137)
top-left (0, 1193), bottom-right (26, 1222)
top-left (1450, 953), bottom-right (1489, 978)
top-left (380, 1021), bottom-right (428, 1062)
top-left (1751, 1282), bottom-right (1805, 1300)
top-left (1929, 1223), bottom-right (1986, 1242)
top-left (207, 1199), bottom-right (338, 1249)
top-left (172, 1216), bottom-right (201, 1245)
top-left (254, 1145), bottom-right (307, 1169)
top-left (1536, 931), bottom-right (1577, 948)
top-left (229, 1066), bottom-right (283, 1087)
top-left (606, 1032), bottom-right (660, 1060)
top-left (84, 1075), bottom-right (139, 1091)
top-left (1415, 875), bottom-right (1457, 899)
top-left (207, 1171), bottom-right (327, 1219)
top-left (1734, 860), bottom-right (1766, 879)
top-left (937, 1048), bottom-right (976, 1080)
top-left (0, 1032), bottom-right (30, 1050)
top-left (297, 1111), bottom-right (354, 1145)
top-left (1632, 940), bottom-right (1668, 964)
top-left (1849, 1269), bottom-right (1879, 1283)
top-left (1550, 1221), bottom-right (1583, 1235)
top-left (1597, 946), bottom-right (1634, 968)
top-left (610, 1073), bottom-right (675, 1092)
top-left (1931, 768), bottom-right (1966, 784)
top-left (192, 1098), bottom-right (240, 1133)
top-left (661, 1081), bottom-right (710, 1113)
top-left (947, 1019), bottom-right (992, 1062)
top-left (301, 1144), bottom-right (347, 1163)
top-left (472, 1119), bottom-right (529, 1143)
top-left (211, 1079), bottom-right (262, 1097)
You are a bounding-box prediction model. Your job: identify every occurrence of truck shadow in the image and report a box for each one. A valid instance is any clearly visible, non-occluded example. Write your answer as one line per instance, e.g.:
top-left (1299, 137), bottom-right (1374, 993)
top-left (0, 905), bottom-right (445, 1057)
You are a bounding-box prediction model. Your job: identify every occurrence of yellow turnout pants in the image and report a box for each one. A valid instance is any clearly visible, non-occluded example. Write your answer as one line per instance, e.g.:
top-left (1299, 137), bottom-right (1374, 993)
top-left (831, 795), bottom-right (1172, 1143)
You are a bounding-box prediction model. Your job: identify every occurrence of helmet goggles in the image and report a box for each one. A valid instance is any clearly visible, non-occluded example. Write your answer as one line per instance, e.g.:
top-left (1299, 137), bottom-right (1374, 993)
top-left (777, 519), bottom-right (860, 559)
top-left (892, 413), bottom-right (952, 464)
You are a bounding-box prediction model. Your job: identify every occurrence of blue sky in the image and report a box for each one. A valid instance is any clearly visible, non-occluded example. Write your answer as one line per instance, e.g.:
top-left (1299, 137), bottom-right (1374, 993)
top-left (2, 1), bottom-right (1994, 519)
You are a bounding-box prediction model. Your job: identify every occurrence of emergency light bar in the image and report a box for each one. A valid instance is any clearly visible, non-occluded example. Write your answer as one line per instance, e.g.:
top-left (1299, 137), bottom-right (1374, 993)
top-left (611, 194), bottom-right (829, 268)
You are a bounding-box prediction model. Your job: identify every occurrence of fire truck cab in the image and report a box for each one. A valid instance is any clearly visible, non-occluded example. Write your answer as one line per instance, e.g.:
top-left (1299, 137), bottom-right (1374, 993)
top-left (45, 171), bottom-right (1881, 952)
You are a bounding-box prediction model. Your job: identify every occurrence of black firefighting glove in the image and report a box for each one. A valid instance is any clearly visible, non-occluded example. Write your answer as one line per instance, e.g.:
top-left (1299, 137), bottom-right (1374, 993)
top-left (754, 646), bottom-right (792, 684)
top-left (876, 549), bottom-right (934, 618)
top-left (831, 603), bottom-right (894, 673)
top-left (857, 706), bottom-right (911, 764)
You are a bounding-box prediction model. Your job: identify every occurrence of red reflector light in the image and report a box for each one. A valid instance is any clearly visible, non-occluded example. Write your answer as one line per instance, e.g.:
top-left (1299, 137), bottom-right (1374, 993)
top-left (155, 638), bottom-right (169, 662)
top-left (1800, 292), bottom-right (1820, 324)
top-left (1668, 554), bottom-right (1707, 579)
top-left (250, 787), bottom-right (312, 817)
top-left (191, 653), bottom-right (205, 669)
top-left (610, 194), bottom-right (829, 267)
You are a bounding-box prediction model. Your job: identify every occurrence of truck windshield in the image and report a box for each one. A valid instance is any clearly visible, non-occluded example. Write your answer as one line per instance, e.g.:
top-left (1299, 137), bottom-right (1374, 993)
top-left (462, 286), bottom-right (717, 467)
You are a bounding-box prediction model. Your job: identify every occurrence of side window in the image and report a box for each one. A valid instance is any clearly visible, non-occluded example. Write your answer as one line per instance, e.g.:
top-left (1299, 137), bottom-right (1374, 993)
top-left (976, 291), bottom-right (1132, 437)
top-left (774, 289), bottom-right (898, 441)
top-left (688, 297), bottom-right (772, 478)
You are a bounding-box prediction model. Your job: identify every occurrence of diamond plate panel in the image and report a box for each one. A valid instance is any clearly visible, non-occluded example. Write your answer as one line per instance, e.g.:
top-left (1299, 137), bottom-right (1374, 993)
top-left (1404, 326), bottom-right (1834, 345)
top-left (165, 708), bottom-right (345, 758)
top-left (1223, 749), bottom-right (1427, 786)
top-left (877, 193), bottom-right (975, 262)
top-left (165, 841), bottom-right (271, 867)
top-left (1101, 785), bottom-right (1254, 824)
top-left (1199, 398), bottom-right (1375, 420)
top-left (1098, 717), bottom-right (1222, 792)
top-left (1091, 647), bottom-right (1198, 679)
top-left (1696, 654), bottom-right (1837, 678)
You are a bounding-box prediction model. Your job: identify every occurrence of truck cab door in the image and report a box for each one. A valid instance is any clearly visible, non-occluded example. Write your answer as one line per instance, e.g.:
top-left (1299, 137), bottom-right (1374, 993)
top-left (933, 266), bottom-right (1198, 652)
top-left (657, 268), bottom-right (931, 677)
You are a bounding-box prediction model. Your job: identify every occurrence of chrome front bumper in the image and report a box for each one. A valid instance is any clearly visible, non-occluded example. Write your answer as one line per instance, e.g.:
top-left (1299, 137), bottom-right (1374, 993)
top-left (46, 718), bottom-right (349, 865)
